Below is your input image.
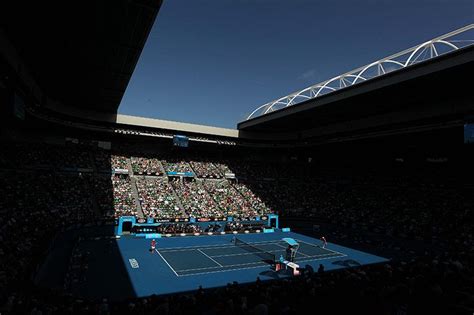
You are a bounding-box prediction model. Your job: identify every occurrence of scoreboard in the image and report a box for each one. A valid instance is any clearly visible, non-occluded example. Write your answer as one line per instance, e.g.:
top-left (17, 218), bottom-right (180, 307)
top-left (173, 135), bottom-right (189, 147)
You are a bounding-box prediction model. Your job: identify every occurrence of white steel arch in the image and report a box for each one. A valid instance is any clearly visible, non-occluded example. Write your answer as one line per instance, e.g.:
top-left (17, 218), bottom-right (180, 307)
top-left (246, 24), bottom-right (474, 120)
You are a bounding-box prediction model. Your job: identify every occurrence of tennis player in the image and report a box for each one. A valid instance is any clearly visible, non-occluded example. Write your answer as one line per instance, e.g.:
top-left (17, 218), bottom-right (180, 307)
top-left (321, 236), bottom-right (327, 248)
top-left (285, 245), bottom-right (296, 262)
top-left (150, 239), bottom-right (156, 253)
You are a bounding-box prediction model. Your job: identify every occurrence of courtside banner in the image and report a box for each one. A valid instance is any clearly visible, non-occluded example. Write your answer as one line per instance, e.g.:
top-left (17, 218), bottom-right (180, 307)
top-left (166, 171), bottom-right (195, 177)
top-left (155, 218), bottom-right (171, 223)
top-left (114, 168), bottom-right (129, 174)
top-left (152, 217), bottom-right (266, 223)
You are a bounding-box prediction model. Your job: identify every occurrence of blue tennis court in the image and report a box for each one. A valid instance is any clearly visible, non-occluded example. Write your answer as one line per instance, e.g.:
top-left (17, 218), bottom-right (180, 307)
top-left (69, 230), bottom-right (388, 298)
top-left (156, 238), bottom-right (345, 276)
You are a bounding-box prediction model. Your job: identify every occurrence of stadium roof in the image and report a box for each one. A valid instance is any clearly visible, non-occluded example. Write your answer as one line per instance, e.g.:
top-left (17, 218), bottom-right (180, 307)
top-left (238, 38), bottom-right (474, 139)
top-left (2, 6), bottom-right (472, 142)
top-left (244, 24), bottom-right (474, 121)
top-left (115, 114), bottom-right (239, 138)
top-left (0, 0), bottom-right (162, 113)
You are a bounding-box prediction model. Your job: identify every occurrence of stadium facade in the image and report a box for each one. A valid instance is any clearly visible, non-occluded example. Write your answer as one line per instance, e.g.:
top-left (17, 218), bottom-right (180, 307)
top-left (1, 2), bottom-right (474, 313)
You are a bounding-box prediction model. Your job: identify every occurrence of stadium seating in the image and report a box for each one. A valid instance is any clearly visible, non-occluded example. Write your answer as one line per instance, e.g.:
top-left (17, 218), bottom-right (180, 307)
top-left (111, 154), bottom-right (129, 170)
top-left (203, 179), bottom-right (252, 218)
top-left (1, 142), bottom-right (473, 314)
top-left (131, 157), bottom-right (163, 176)
top-left (111, 175), bottom-right (137, 217)
top-left (171, 178), bottom-right (220, 218)
top-left (189, 160), bottom-right (223, 178)
top-left (161, 158), bottom-right (193, 173)
top-left (136, 178), bottom-right (183, 219)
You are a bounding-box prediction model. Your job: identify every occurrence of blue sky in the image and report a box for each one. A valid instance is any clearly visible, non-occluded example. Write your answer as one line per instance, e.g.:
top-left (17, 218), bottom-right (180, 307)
top-left (118, 0), bottom-right (473, 128)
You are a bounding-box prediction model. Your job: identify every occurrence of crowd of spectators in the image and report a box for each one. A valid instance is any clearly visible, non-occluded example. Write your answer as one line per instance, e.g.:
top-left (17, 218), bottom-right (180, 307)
top-left (0, 143), bottom-right (272, 221)
top-left (4, 250), bottom-right (472, 314)
top-left (110, 175), bottom-right (136, 217)
top-left (225, 221), bottom-right (244, 231)
top-left (64, 241), bottom-right (90, 294)
top-left (136, 178), bottom-right (183, 219)
top-left (246, 174), bottom-right (474, 250)
top-left (53, 146), bottom-right (94, 170)
top-left (110, 154), bottom-right (129, 171)
top-left (213, 161), bottom-right (233, 175)
top-left (53, 173), bottom-right (97, 222)
top-left (204, 223), bottom-right (222, 233)
top-left (203, 180), bottom-right (252, 218)
top-left (157, 223), bottom-right (203, 234)
top-left (10, 143), bottom-right (53, 169)
top-left (189, 160), bottom-right (223, 178)
top-left (161, 158), bottom-right (193, 173)
top-left (1, 142), bottom-right (473, 314)
top-left (171, 179), bottom-right (219, 218)
top-left (92, 149), bottom-right (110, 171)
top-left (3, 143), bottom-right (96, 170)
top-left (0, 170), bottom-right (98, 308)
top-left (0, 151), bottom-right (8, 168)
top-left (233, 182), bottom-right (271, 216)
top-left (131, 157), bottom-right (163, 176)
top-left (89, 175), bottom-right (117, 218)
top-left (223, 160), bottom-right (281, 180)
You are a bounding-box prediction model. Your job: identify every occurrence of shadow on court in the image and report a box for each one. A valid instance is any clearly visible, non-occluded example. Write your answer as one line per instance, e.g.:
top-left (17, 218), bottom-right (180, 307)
top-left (259, 269), bottom-right (295, 279)
top-left (332, 259), bottom-right (362, 267)
top-left (35, 224), bottom-right (138, 300)
top-left (156, 239), bottom-right (345, 276)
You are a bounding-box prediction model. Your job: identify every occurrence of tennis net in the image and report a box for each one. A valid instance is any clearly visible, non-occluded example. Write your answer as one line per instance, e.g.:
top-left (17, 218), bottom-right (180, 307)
top-left (234, 238), bottom-right (275, 262)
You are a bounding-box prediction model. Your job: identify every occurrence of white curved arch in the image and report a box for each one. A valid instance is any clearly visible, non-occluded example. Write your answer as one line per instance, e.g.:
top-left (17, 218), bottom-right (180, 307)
top-left (286, 94), bottom-right (312, 107)
top-left (350, 61), bottom-right (380, 84)
top-left (434, 39), bottom-right (459, 51)
top-left (247, 103), bottom-right (271, 120)
top-left (344, 74), bottom-right (367, 80)
top-left (352, 60), bottom-right (403, 84)
top-left (405, 39), bottom-right (459, 66)
top-left (313, 85), bottom-right (337, 97)
top-left (264, 100), bottom-right (290, 114)
top-left (380, 59), bottom-right (404, 68)
top-left (342, 74), bottom-right (368, 85)
top-left (431, 43), bottom-right (438, 57)
top-left (345, 73), bottom-right (368, 85)
top-left (246, 24), bottom-right (474, 121)
top-left (404, 41), bottom-right (432, 66)
top-left (315, 77), bottom-right (342, 97)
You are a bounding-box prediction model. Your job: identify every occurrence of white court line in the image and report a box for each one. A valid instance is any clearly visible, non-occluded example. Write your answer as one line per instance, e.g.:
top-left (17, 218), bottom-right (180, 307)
top-left (159, 240), bottom-right (344, 263)
top-left (159, 239), bottom-right (285, 253)
top-left (210, 250), bottom-right (278, 258)
top-left (154, 238), bottom-right (347, 276)
top-left (177, 254), bottom-right (347, 277)
top-left (197, 248), bottom-right (223, 267)
top-left (209, 246), bottom-right (287, 258)
top-left (296, 239), bottom-right (346, 257)
top-left (179, 263), bottom-right (271, 277)
top-left (177, 260), bottom-right (263, 272)
top-left (209, 249), bottom-right (339, 259)
top-left (175, 252), bottom-right (344, 273)
top-left (155, 249), bottom-right (179, 277)
top-left (161, 239), bottom-right (283, 251)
